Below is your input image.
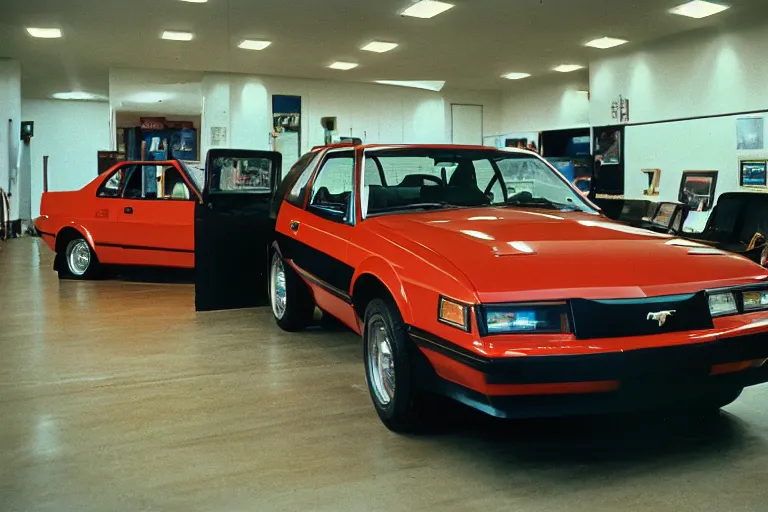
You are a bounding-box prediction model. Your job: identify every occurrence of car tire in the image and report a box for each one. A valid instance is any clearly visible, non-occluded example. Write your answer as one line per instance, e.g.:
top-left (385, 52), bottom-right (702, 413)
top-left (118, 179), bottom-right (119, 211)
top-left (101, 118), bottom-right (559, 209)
top-left (58, 237), bottom-right (101, 280)
top-left (695, 387), bottom-right (744, 413)
top-left (269, 251), bottom-right (315, 332)
top-left (363, 297), bottom-right (427, 433)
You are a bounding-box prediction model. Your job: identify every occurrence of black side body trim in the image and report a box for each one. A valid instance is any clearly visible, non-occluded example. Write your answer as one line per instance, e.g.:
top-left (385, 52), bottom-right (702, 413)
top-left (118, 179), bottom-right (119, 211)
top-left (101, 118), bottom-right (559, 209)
top-left (276, 232), bottom-right (354, 295)
top-left (294, 265), bottom-right (352, 303)
top-left (95, 242), bottom-right (194, 254)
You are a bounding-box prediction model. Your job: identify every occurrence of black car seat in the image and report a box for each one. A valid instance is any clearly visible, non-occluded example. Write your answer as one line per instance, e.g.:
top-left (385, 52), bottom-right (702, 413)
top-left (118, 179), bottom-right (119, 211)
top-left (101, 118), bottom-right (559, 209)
top-left (447, 160), bottom-right (490, 205)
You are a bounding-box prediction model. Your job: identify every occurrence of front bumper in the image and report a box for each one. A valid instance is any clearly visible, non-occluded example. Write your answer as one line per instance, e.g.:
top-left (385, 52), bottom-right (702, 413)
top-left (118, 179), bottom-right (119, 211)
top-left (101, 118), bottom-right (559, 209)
top-left (410, 327), bottom-right (768, 418)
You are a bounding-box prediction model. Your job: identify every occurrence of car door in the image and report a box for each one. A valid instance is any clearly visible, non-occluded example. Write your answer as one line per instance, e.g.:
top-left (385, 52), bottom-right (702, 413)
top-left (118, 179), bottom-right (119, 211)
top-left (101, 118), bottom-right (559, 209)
top-left (115, 163), bottom-right (197, 268)
top-left (275, 148), bottom-right (358, 327)
top-left (195, 149), bottom-right (282, 311)
top-left (88, 163), bottom-right (137, 263)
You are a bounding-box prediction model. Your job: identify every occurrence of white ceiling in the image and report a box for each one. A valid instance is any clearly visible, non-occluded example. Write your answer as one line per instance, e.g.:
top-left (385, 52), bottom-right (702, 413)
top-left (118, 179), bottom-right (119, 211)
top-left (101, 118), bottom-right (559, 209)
top-left (1, 0), bottom-right (767, 99)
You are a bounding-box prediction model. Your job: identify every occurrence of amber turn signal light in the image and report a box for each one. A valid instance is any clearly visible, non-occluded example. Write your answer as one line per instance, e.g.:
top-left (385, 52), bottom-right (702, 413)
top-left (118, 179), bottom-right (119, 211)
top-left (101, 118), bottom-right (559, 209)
top-left (439, 296), bottom-right (470, 331)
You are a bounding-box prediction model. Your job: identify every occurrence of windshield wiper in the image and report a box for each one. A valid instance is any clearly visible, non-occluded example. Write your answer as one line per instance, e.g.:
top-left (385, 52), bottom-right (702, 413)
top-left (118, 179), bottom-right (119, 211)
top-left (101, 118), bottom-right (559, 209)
top-left (506, 197), bottom-right (584, 212)
top-left (370, 202), bottom-right (461, 214)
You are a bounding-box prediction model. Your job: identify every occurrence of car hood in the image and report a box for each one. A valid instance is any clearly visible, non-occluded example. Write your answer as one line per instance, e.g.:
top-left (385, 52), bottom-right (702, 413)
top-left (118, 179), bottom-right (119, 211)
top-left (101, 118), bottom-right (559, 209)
top-left (366, 207), bottom-right (768, 302)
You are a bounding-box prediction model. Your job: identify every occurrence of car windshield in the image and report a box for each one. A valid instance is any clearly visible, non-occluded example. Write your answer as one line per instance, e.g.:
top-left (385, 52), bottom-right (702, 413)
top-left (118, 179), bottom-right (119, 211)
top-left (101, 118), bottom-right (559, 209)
top-left (362, 148), bottom-right (596, 217)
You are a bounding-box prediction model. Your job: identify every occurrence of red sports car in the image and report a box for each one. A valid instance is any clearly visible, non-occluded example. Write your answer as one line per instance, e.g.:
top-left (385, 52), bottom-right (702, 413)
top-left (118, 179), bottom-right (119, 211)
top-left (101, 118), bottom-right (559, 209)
top-left (265, 143), bottom-right (768, 432)
top-left (35, 160), bottom-right (203, 278)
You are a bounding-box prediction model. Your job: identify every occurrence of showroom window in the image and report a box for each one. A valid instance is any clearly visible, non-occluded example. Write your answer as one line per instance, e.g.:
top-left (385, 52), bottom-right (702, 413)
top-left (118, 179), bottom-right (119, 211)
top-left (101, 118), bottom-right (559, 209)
top-left (309, 151), bottom-right (354, 221)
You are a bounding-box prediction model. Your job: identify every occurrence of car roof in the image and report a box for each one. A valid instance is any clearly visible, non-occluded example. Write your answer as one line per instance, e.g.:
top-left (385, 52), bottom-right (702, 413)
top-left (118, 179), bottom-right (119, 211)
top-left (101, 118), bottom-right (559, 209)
top-left (311, 143), bottom-right (535, 155)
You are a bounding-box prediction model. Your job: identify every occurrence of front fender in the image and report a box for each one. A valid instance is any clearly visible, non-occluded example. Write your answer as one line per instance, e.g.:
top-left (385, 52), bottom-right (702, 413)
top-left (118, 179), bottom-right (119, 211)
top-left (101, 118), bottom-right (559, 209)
top-left (351, 256), bottom-right (413, 324)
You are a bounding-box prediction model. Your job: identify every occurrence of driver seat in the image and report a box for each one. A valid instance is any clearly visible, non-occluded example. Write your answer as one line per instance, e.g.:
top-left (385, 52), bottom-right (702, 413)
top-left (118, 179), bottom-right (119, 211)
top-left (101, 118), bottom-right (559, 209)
top-left (448, 160), bottom-right (489, 205)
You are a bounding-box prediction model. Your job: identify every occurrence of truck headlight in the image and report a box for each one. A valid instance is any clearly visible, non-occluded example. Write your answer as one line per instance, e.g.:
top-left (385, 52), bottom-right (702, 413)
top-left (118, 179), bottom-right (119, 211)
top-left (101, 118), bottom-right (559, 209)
top-left (481, 302), bottom-right (570, 335)
top-left (708, 292), bottom-right (738, 317)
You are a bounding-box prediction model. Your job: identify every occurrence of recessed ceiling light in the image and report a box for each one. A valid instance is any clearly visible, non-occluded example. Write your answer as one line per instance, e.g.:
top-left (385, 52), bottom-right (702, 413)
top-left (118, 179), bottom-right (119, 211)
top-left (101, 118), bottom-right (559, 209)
top-left (375, 80), bottom-right (446, 91)
top-left (584, 37), bottom-right (629, 49)
top-left (179, 0), bottom-right (207, 2)
top-left (161, 31), bottom-right (194, 41)
top-left (553, 64), bottom-right (584, 73)
top-left (670, 1), bottom-right (730, 18)
top-left (501, 72), bottom-right (531, 80)
top-left (238, 40), bottom-right (271, 50)
top-left (361, 41), bottom-right (399, 53)
top-left (52, 91), bottom-right (106, 101)
top-left (329, 62), bottom-right (358, 70)
top-left (401, 0), bottom-right (454, 19)
top-left (26, 27), bottom-right (62, 38)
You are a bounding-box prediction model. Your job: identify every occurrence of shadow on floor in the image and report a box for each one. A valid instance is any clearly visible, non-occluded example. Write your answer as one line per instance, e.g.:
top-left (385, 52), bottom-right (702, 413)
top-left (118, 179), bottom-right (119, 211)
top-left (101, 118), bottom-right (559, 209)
top-left (102, 266), bottom-right (195, 284)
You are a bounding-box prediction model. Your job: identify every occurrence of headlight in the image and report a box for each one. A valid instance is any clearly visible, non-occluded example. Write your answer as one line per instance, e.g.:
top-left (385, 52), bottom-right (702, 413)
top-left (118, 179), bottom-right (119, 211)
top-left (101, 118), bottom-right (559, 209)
top-left (481, 302), bottom-right (571, 335)
top-left (742, 290), bottom-right (768, 312)
top-left (438, 296), bottom-right (470, 331)
top-left (708, 292), bottom-right (738, 317)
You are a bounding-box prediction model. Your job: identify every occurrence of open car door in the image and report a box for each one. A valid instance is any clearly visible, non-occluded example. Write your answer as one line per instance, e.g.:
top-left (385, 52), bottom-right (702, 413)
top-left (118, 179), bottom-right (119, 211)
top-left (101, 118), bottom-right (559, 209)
top-left (195, 149), bottom-right (282, 311)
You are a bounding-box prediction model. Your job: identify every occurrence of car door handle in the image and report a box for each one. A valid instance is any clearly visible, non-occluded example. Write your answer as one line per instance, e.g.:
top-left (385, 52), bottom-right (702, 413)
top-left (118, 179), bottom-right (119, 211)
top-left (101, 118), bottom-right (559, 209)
top-left (289, 220), bottom-right (300, 232)
top-left (124, 206), bottom-right (133, 214)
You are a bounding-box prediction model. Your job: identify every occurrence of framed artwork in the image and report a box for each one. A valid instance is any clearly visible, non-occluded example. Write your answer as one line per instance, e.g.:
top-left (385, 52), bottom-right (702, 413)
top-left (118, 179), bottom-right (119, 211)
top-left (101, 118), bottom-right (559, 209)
top-left (678, 171), bottom-right (718, 212)
top-left (737, 117), bottom-right (764, 150)
top-left (740, 160), bottom-right (767, 187)
top-left (642, 169), bottom-right (661, 196)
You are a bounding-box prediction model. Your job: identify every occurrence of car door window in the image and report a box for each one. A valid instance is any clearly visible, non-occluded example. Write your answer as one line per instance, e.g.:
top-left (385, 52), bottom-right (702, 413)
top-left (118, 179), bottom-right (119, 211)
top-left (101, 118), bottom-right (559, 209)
top-left (97, 165), bottom-right (134, 198)
top-left (309, 151), bottom-right (354, 222)
top-left (286, 153), bottom-right (319, 207)
top-left (120, 165), bottom-right (193, 201)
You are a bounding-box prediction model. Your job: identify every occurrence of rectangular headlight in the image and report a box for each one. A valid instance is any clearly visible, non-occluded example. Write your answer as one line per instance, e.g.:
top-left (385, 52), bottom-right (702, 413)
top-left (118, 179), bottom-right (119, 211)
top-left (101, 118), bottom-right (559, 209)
top-left (438, 296), bottom-right (470, 331)
top-left (708, 292), bottom-right (738, 317)
top-left (742, 290), bottom-right (768, 312)
top-left (482, 302), bottom-right (570, 335)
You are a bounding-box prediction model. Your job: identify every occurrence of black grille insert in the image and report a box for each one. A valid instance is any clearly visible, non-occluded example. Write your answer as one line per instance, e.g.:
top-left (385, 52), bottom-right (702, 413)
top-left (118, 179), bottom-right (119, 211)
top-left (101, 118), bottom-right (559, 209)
top-left (570, 292), bottom-right (714, 339)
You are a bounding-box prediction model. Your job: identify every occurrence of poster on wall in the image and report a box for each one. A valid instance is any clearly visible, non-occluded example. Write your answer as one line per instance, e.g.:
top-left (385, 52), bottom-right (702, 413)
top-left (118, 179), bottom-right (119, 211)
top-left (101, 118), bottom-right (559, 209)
top-left (737, 117), bottom-right (764, 150)
top-left (272, 95), bottom-right (301, 178)
top-left (740, 160), bottom-right (768, 187)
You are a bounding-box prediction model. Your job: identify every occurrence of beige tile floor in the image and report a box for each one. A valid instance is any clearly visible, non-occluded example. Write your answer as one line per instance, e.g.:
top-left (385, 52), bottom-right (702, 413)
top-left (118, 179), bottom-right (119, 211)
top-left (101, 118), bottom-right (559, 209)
top-left (2, 237), bottom-right (768, 511)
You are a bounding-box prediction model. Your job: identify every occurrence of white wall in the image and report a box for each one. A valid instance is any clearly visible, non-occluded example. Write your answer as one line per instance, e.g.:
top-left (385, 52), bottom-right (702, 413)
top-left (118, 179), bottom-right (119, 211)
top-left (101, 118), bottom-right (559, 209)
top-left (22, 100), bottom-right (111, 218)
top-left (590, 23), bottom-right (768, 126)
top-left (499, 80), bottom-right (590, 135)
top-left (201, 73), bottom-right (502, 161)
top-left (0, 59), bottom-right (22, 220)
top-left (626, 114), bottom-right (768, 232)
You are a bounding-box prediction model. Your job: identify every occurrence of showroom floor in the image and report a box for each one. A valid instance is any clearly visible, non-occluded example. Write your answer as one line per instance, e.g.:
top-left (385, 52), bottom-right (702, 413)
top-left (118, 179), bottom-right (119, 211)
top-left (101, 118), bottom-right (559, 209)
top-left (2, 237), bottom-right (768, 512)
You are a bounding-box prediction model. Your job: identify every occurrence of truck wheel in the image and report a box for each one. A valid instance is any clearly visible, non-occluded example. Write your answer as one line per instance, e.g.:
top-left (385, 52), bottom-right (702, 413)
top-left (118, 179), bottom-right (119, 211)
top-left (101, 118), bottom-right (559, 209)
top-left (58, 237), bottom-right (101, 280)
top-left (269, 252), bottom-right (314, 332)
top-left (363, 297), bottom-right (426, 433)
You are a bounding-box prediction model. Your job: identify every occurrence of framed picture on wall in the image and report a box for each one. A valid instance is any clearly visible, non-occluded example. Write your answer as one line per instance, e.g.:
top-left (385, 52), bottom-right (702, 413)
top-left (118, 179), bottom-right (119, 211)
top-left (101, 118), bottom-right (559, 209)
top-left (678, 171), bottom-right (718, 212)
top-left (740, 160), bottom-right (768, 187)
top-left (737, 117), bottom-right (765, 150)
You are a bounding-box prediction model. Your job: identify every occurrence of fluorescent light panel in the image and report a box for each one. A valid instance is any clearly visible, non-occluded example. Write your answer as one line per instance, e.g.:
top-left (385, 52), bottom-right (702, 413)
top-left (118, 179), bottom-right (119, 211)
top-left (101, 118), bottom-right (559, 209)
top-left (329, 62), bottom-right (358, 70)
top-left (375, 80), bottom-right (445, 91)
top-left (52, 91), bottom-right (105, 101)
top-left (179, 0), bottom-right (208, 2)
top-left (362, 41), bottom-right (399, 53)
top-left (239, 40), bottom-right (271, 50)
top-left (501, 72), bottom-right (531, 80)
top-left (162, 31), bottom-right (194, 41)
top-left (401, 0), bottom-right (454, 19)
top-left (670, 1), bottom-right (730, 18)
top-left (26, 27), bottom-right (61, 38)
top-left (553, 64), bottom-right (584, 73)
top-left (585, 36), bottom-right (628, 49)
